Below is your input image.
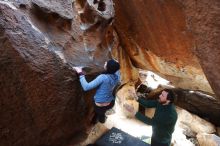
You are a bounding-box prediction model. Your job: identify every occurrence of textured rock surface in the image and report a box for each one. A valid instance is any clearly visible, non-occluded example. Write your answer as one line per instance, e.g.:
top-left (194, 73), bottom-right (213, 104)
top-left (177, 0), bottom-right (220, 101)
top-left (174, 89), bottom-right (220, 126)
top-left (0, 0), bottom-right (114, 145)
top-left (113, 0), bottom-right (220, 100)
top-left (0, 3), bottom-right (87, 146)
top-left (1, 0), bottom-right (220, 145)
top-left (197, 133), bottom-right (220, 146)
top-left (32, 0), bottom-right (74, 20)
top-left (113, 0), bottom-right (204, 85)
top-left (176, 107), bottom-right (216, 134)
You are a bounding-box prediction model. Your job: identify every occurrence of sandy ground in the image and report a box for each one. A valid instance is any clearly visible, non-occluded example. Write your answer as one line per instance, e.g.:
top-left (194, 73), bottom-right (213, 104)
top-left (78, 101), bottom-right (152, 146)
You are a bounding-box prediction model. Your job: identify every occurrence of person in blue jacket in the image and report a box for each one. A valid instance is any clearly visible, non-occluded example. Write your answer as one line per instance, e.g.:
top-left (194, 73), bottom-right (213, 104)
top-left (74, 59), bottom-right (120, 123)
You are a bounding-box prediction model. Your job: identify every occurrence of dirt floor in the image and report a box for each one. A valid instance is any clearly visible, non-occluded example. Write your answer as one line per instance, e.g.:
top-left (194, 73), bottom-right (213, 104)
top-left (78, 101), bottom-right (152, 146)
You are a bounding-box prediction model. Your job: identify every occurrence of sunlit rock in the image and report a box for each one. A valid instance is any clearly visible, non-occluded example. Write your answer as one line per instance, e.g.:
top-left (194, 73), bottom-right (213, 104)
top-left (197, 133), bottom-right (220, 146)
top-left (176, 107), bottom-right (216, 134)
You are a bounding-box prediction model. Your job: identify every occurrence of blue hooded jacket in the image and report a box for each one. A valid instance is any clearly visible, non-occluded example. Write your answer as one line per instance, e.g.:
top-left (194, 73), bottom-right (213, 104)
top-left (79, 71), bottom-right (120, 103)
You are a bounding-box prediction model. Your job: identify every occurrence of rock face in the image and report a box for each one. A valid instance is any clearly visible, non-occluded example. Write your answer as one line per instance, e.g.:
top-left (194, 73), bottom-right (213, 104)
top-left (113, 0), bottom-right (206, 88)
top-left (0, 0), bottom-right (114, 146)
top-left (197, 133), bottom-right (220, 146)
top-left (113, 0), bottom-right (220, 100)
top-left (174, 89), bottom-right (220, 126)
top-left (0, 2), bottom-right (85, 146)
top-left (176, 107), bottom-right (216, 134)
top-left (1, 0), bottom-right (220, 145)
top-left (32, 0), bottom-right (74, 20)
top-left (178, 0), bottom-right (220, 101)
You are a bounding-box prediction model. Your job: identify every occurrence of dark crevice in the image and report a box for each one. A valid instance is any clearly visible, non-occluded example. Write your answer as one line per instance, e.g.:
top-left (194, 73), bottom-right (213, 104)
top-left (97, 0), bottom-right (106, 11)
top-left (31, 3), bottom-right (72, 30)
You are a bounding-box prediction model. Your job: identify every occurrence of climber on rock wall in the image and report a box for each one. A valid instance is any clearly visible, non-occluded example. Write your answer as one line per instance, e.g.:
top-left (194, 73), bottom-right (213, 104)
top-left (74, 59), bottom-right (120, 124)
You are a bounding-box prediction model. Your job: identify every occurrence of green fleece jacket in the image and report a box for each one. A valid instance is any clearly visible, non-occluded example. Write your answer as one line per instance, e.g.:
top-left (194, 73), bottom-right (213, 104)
top-left (135, 98), bottom-right (177, 144)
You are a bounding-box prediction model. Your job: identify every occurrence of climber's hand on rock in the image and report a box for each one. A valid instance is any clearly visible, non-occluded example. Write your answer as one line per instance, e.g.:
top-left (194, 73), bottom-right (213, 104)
top-left (73, 67), bottom-right (83, 73)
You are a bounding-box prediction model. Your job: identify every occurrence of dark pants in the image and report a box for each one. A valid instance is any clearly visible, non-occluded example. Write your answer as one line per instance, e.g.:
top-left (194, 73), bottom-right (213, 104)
top-left (151, 138), bottom-right (170, 146)
top-left (92, 100), bottom-right (115, 123)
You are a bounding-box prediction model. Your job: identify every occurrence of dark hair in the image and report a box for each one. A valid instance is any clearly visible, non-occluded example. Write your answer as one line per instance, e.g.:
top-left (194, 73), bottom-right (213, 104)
top-left (103, 59), bottom-right (120, 74)
top-left (163, 89), bottom-right (175, 103)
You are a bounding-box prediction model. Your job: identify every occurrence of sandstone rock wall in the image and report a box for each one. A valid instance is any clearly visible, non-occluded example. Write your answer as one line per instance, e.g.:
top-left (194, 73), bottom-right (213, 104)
top-left (0, 0), bottom-right (115, 145)
top-left (1, 0), bottom-right (220, 145)
top-left (113, 0), bottom-right (220, 99)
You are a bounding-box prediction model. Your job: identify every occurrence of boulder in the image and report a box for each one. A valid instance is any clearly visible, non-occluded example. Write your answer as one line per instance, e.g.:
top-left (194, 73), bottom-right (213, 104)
top-left (176, 107), bottom-right (216, 134)
top-left (32, 0), bottom-right (74, 20)
top-left (197, 133), bottom-right (220, 146)
top-left (0, 0), bottom-right (116, 145)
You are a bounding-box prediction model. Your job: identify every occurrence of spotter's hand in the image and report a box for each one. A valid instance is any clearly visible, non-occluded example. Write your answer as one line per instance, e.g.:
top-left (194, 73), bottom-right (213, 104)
top-left (123, 104), bottom-right (136, 117)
